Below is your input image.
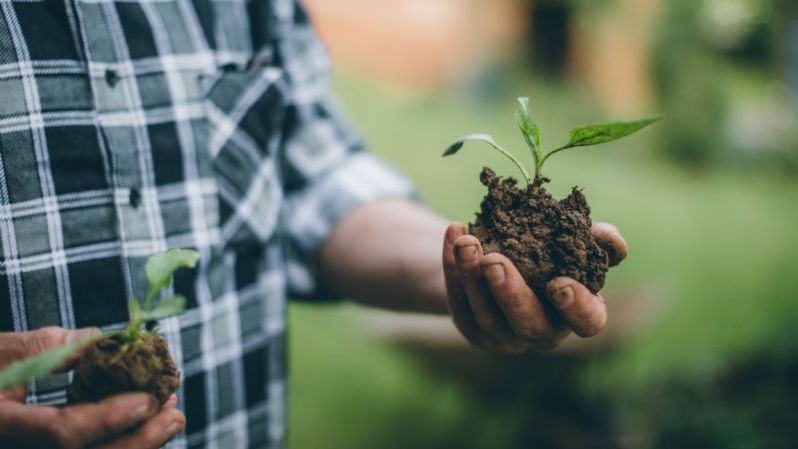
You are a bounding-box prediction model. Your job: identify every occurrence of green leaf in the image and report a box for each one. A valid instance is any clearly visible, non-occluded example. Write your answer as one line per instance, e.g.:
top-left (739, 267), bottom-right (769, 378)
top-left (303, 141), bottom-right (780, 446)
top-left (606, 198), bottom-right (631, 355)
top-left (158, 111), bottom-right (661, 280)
top-left (0, 336), bottom-right (98, 391)
top-left (443, 140), bottom-right (464, 157)
top-left (514, 97), bottom-right (541, 159)
top-left (139, 295), bottom-right (186, 322)
top-left (145, 249), bottom-right (200, 297)
top-left (443, 134), bottom-right (500, 156)
top-left (441, 134), bottom-right (531, 184)
top-left (556, 116), bottom-right (661, 151)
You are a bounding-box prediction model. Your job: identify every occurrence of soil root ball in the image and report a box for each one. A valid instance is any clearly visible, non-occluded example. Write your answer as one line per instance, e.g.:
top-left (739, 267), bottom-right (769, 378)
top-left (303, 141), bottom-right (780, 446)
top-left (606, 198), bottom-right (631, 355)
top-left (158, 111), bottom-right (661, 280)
top-left (68, 334), bottom-right (180, 405)
top-left (469, 167), bottom-right (609, 298)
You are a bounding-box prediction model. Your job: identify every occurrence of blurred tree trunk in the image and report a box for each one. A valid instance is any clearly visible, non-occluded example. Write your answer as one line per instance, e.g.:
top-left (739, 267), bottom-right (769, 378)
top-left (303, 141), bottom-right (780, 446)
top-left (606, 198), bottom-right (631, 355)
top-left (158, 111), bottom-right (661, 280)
top-left (527, 0), bottom-right (572, 75)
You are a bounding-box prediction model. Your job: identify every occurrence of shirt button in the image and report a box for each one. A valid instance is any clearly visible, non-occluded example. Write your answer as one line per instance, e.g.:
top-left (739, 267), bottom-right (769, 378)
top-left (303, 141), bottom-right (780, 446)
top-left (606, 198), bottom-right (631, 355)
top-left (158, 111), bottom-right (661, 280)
top-left (129, 187), bottom-right (141, 209)
top-left (105, 69), bottom-right (120, 87)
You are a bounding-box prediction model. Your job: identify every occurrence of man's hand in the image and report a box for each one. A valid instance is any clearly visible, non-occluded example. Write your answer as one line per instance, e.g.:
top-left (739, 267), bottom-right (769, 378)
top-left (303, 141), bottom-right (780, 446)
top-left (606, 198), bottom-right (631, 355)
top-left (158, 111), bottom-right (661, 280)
top-left (442, 222), bottom-right (628, 353)
top-left (0, 327), bottom-right (185, 449)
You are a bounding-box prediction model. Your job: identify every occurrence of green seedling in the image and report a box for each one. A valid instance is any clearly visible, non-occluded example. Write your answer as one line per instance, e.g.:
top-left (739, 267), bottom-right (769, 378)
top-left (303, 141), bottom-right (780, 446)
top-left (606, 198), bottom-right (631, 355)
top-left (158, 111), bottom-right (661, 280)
top-left (0, 248), bottom-right (199, 391)
top-left (444, 97), bottom-right (661, 184)
top-left (124, 248), bottom-right (199, 348)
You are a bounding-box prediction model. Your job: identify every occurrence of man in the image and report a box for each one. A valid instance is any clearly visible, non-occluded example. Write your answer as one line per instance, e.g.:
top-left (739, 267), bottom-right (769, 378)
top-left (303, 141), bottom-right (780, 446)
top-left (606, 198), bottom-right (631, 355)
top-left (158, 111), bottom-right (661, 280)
top-left (0, 0), bottom-right (626, 448)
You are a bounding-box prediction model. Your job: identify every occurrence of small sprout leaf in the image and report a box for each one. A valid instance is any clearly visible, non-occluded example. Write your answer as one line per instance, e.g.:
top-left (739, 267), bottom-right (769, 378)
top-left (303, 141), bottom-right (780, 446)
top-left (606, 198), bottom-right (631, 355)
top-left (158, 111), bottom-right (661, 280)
top-left (447, 134), bottom-right (501, 150)
top-left (146, 249), bottom-right (200, 296)
top-left (140, 295), bottom-right (186, 322)
top-left (514, 97), bottom-right (541, 160)
top-left (0, 335), bottom-right (99, 391)
top-left (443, 140), bottom-right (464, 157)
top-left (442, 134), bottom-right (532, 184)
top-left (443, 134), bottom-right (502, 157)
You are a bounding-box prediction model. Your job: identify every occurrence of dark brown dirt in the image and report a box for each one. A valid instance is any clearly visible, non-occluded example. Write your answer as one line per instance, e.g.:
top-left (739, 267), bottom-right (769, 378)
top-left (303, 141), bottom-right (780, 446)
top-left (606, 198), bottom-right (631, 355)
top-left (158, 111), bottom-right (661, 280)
top-left (68, 334), bottom-right (179, 405)
top-left (469, 167), bottom-right (609, 298)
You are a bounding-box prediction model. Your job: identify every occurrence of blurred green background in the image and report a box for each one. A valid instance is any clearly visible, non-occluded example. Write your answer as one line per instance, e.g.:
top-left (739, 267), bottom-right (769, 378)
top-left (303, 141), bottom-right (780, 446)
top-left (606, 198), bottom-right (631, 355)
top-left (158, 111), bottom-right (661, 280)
top-left (289, 0), bottom-right (798, 448)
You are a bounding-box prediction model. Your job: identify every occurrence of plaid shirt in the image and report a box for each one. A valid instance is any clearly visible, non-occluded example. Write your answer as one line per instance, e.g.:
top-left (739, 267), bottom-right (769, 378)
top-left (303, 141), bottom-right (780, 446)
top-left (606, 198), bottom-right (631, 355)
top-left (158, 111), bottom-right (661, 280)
top-left (0, 0), bottom-right (412, 447)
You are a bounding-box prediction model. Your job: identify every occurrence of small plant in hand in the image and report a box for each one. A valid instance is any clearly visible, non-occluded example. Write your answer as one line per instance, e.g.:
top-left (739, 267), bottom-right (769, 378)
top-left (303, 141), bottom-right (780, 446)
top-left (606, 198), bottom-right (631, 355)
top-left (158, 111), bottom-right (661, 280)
top-left (0, 248), bottom-right (199, 405)
top-left (444, 98), bottom-right (659, 297)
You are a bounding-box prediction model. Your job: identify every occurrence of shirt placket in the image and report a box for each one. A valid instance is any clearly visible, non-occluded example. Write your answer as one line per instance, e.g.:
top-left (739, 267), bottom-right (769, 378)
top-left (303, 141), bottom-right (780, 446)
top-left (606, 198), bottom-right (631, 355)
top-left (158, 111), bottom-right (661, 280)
top-left (68, 0), bottom-right (167, 298)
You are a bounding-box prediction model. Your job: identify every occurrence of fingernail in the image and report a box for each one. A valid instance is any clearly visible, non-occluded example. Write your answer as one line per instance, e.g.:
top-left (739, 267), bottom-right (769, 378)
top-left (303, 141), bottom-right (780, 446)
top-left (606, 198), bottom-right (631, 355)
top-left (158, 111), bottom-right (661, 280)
top-left (615, 234), bottom-right (628, 253)
top-left (165, 420), bottom-right (182, 437)
top-left (483, 263), bottom-right (505, 286)
top-left (131, 395), bottom-right (158, 422)
top-left (131, 403), bottom-right (153, 422)
top-left (446, 223), bottom-right (466, 244)
top-left (550, 285), bottom-right (574, 307)
top-left (456, 244), bottom-right (478, 264)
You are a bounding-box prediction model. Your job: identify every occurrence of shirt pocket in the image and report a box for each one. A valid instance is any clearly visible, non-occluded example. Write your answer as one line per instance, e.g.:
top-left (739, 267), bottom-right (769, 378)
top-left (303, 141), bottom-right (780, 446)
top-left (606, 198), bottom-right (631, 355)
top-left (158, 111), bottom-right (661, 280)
top-left (202, 65), bottom-right (289, 250)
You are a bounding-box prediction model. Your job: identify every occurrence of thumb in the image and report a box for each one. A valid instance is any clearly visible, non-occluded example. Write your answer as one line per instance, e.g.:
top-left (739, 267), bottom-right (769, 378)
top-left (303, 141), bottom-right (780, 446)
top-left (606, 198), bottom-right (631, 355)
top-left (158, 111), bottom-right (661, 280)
top-left (67, 327), bottom-right (102, 344)
top-left (20, 327), bottom-right (73, 357)
top-left (0, 327), bottom-right (100, 400)
top-left (20, 327), bottom-right (101, 371)
top-left (0, 385), bottom-right (26, 403)
top-left (23, 327), bottom-right (99, 356)
top-left (61, 327), bottom-right (102, 371)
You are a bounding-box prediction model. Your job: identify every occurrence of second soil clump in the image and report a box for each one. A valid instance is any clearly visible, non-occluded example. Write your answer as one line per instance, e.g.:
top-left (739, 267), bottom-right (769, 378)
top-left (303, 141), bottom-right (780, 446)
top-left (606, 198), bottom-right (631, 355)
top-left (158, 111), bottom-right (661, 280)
top-left (67, 334), bottom-right (179, 405)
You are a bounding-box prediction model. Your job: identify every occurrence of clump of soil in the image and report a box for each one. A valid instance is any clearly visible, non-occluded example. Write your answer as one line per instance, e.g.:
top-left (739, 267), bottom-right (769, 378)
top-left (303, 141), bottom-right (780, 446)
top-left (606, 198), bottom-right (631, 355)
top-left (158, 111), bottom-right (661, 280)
top-left (469, 167), bottom-right (608, 297)
top-left (68, 334), bottom-right (179, 405)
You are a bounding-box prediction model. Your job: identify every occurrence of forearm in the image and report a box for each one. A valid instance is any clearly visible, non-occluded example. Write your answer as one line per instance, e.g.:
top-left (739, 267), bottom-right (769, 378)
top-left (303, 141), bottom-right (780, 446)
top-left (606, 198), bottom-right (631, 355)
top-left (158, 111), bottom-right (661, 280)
top-left (319, 199), bottom-right (449, 314)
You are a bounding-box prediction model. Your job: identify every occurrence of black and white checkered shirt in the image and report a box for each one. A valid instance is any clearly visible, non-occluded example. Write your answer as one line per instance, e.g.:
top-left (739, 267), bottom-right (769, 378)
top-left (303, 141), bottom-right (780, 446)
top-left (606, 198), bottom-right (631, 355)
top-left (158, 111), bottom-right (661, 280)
top-left (0, 0), bottom-right (412, 447)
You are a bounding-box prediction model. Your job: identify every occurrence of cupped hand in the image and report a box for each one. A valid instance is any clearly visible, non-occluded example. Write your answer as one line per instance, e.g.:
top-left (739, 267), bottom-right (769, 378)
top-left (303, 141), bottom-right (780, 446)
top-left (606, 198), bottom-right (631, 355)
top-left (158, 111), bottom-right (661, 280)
top-left (0, 327), bottom-right (185, 449)
top-left (442, 222), bottom-right (628, 353)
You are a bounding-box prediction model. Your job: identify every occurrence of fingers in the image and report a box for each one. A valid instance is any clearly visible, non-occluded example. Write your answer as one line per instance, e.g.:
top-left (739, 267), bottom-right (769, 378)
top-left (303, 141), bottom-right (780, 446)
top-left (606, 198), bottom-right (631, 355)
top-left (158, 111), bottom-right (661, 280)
top-left (0, 392), bottom-right (158, 449)
top-left (454, 235), bottom-right (514, 341)
top-left (546, 277), bottom-right (607, 338)
top-left (0, 386), bottom-right (26, 403)
top-left (61, 327), bottom-right (102, 370)
top-left (91, 400), bottom-right (185, 449)
top-left (12, 327), bottom-right (100, 372)
top-left (479, 253), bottom-right (551, 340)
top-left (163, 394), bottom-right (178, 409)
top-left (444, 223), bottom-right (609, 353)
top-left (592, 222), bottom-right (628, 267)
top-left (57, 393), bottom-right (160, 448)
top-left (0, 327), bottom-right (100, 378)
top-left (442, 223), bottom-right (491, 347)
top-left (21, 327), bottom-right (94, 355)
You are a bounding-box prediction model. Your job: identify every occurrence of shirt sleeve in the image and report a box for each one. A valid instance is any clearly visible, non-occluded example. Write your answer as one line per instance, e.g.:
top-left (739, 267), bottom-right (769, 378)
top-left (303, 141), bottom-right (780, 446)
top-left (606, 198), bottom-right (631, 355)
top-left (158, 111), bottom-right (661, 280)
top-left (273, 2), bottom-right (415, 301)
